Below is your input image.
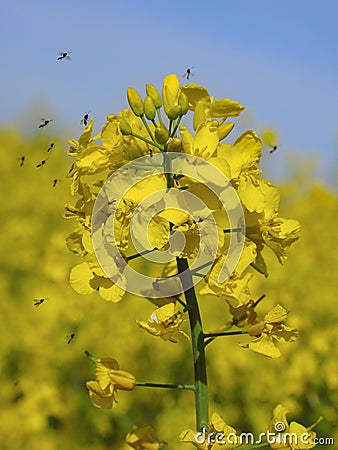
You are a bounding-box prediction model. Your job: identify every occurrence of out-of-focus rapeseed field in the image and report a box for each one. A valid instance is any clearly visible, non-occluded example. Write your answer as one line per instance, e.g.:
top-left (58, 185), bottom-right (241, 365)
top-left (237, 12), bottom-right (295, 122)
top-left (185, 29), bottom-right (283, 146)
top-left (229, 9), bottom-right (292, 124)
top-left (0, 126), bottom-right (337, 449)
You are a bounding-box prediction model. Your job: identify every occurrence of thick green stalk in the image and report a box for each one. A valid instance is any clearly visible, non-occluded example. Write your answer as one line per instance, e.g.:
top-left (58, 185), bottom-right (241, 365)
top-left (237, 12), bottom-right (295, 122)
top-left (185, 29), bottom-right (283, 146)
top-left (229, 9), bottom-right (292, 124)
top-left (163, 147), bottom-right (208, 429)
top-left (176, 257), bottom-right (209, 430)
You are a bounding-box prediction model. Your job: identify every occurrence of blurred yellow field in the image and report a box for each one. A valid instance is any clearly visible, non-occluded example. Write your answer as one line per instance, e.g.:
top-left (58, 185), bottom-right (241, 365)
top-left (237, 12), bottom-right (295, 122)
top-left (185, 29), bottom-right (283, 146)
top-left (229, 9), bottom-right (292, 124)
top-left (0, 121), bottom-right (337, 450)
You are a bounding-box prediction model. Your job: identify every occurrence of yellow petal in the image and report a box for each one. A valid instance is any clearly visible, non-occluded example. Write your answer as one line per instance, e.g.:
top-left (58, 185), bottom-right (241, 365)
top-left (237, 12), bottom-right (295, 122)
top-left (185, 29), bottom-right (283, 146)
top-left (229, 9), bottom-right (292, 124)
top-left (101, 115), bottom-right (122, 151)
top-left (180, 83), bottom-right (210, 110)
top-left (264, 304), bottom-right (288, 323)
top-left (151, 303), bottom-right (176, 322)
top-left (86, 381), bottom-right (116, 409)
top-left (234, 131), bottom-right (262, 170)
top-left (79, 118), bottom-right (93, 149)
top-left (217, 143), bottom-right (243, 179)
top-left (179, 125), bottom-right (194, 154)
top-left (288, 422), bottom-right (316, 449)
top-left (99, 278), bottom-right (125, 302)
top-left (210, 98), bottom-right (244, 118)
top-left (70, 262), bottom-right (97, 294)
top-left (249, 334), bottom-right (281, 358)
top-left (108, 369), bottom-right (136, 391)
top-left (66, 229), bottom-right (87, 256)
top-left (238, 175), bottom-right (265, 213)
top-left (193, 122), bottom-right (219, 159)
top-left (259, 179), bottom-right (280, 219)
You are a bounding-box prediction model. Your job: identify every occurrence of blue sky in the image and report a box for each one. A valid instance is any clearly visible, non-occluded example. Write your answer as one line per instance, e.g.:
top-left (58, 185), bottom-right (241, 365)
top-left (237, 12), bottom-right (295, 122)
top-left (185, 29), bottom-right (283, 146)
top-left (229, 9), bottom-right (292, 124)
top-left (1, 0), bottom-right (338, 185)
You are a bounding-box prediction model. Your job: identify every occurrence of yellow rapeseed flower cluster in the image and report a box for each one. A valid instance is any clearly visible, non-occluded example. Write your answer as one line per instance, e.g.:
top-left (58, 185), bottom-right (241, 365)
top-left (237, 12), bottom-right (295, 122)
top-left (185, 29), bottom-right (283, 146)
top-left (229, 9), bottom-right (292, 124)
top-left (65, 74), bottom-right (300, 316)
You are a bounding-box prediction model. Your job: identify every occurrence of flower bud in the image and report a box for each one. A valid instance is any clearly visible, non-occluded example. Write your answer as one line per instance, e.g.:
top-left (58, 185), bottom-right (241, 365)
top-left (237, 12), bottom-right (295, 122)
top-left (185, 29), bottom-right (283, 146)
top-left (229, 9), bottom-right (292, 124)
top-left (146, 84), bottom-right (162, 108)
top-left (127, 88), bottom-right (144, 117)
top-left (162, 74), bottom-right (180, 115)
top-left (155, 124), bottom-right (169, 144)
top-left (218, 122), bottom-right (234, 140)
top-left (248, 322), bottom-right (265, 337)
top-left (144, 96), bottom-right (156, 121)
top-left (119, 118), bottom-right (132, 135)
top-left (108, 369), bottom-right (136, 391)
top-left (167, 138), bottom-right (183, 153)
top-left (178, 92), bottom-right (189, 115)
top-left (167, 105), bottom-right (182, 121)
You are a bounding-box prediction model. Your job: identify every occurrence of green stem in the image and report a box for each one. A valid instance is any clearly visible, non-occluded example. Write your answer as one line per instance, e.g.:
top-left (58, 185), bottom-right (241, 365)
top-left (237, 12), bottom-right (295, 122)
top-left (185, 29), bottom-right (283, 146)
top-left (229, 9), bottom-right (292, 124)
top-left (163, 148), bottom-right (174, 188)
top-left (156, 107), bottom-right (164, 126)
top-left (129, 162), bottom-right (164, 169)
top-left (127, 248), bottom-right (156, 261)
top-left (177, 257), bottom-right (209, 430)
top-left (131, 131), bottom-right (163, 151)
top-left (140, 115), bottom-right (156, 142)
top-left (253, 294), bottom-right (266, 307)
top-left (84, 350), bottom-right (97, 364)
top-left (223, 227), bottom-right (243, 233)
top-left (135, 381), bottom-right (194, 391)
top-left (204, 330), bottom-right (248, 338)
top-left (168, 119), bottom-right (173, 137)
top-left (171, 115), bottom-right (182, 137)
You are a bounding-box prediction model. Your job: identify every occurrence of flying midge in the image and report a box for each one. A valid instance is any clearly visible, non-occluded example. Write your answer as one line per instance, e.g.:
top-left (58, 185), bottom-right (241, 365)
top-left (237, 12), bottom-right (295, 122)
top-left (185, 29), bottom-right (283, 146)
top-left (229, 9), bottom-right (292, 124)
top-left (33, 298), bottom-right (47, 307)
top-left (80, 111), bottom-right (90, 126)
top-left (18, 156), bottom-right (25, 167)
top-left (57, 51), bottom-right (71, 61)
top-left (183, 67), bottom-right (194, 80)
top-left (38, 118), bottom-right (53, 128)
top-left (269, 145), bottom-right (278, 154)
top-left (67, 333), bottom-right (76, 344)
top-left (36, 159), bottom-right (47, 168)
top-left (47, 142), bottom-right (55, 152)
top-left (53, 178), bottom-right (61, 187)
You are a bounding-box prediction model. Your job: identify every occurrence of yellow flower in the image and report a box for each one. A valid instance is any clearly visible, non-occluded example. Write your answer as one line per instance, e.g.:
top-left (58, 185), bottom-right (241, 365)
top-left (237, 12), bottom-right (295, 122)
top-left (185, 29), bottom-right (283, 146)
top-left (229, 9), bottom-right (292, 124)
top-left (246, 305), bottom-right (299, 358)
top-left (180, 412), bottom-right (241, 449)
top-left (268, 404), bottom-right (319, 449)
top-left (228, 299), bottom-right (258, 328)
top-left (70, 261), bottom-right (126, 302)
top-left (126, 425), bottom-right (167, 450)
top-left (200, 241), bottom-right (257, 307)
top-left (86, 358), bottom-right (135, 409)
top-left (86, 380), bottom-right (116, 409)
top-left (136, 303), bottom-right (189, 343)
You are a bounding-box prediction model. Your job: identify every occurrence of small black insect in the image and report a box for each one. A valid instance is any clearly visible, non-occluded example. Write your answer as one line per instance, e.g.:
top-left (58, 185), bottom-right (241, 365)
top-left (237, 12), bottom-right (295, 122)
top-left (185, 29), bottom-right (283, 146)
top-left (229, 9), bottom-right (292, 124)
top-left (18, 156), bottom-right (25, 167)
top-left (80, 111), bottom-right (90, 126)
top-left (33, 298), bottom-right (47, 307)
top-left (67, 333), bottom-right (76, 344)
top-left (173, 173), bottom-right (185, 186)
top-left (67, 162), bottom-right (75, 176)
top-left (52, 178), bottom-right (61, 187)
top-left (183, 67), bottom-right (194, 80)
top-left (47, 142), bottom-right (55, 152)
top-left (57, 51), bottom-right (71, 61)
top-left (269, 145), bottom-right (278, 154)
top-left (36, 159), bottom-right (47, 168)
top-left (38, 118), bottom-right (53, 128)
